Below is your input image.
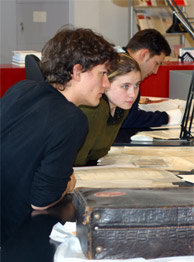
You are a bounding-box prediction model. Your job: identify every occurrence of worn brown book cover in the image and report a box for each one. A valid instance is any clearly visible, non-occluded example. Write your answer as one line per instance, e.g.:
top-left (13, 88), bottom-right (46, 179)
top-left (73, 187), bottom-right (194, 259)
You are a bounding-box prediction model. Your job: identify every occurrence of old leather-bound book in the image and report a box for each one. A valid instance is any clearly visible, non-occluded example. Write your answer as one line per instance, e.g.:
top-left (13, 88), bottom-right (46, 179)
top-left (73, 187), bottom-right (194, 259)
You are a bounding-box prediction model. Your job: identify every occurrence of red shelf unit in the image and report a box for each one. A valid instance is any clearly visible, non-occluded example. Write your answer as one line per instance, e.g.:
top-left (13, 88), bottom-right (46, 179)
top-left (140, 61), bottom-right (194, 98)
top-left (1, 62), bottom-right (194, 98)
top-left (0, 64), bottom-right (26, 97)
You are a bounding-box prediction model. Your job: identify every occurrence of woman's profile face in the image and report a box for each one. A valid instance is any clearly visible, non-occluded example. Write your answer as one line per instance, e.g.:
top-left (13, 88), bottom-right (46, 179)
top-left (106, 70), bottom-right (141, 112)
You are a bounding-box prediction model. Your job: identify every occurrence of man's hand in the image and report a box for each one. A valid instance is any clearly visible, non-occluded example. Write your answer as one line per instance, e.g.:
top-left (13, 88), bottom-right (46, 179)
top-left (65, 173), bottom-right (76, 194)
top-left (167, 108), bottom-right (183, 126)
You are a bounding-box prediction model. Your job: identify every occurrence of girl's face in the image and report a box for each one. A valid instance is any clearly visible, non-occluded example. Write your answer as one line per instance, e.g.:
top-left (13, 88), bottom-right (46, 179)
top-left (106, 70), bottom-right (141, 113)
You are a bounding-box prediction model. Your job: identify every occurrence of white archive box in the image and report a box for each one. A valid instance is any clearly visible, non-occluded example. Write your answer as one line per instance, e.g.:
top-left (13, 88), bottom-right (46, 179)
top-left (179, 47), bottom-right (194, 62)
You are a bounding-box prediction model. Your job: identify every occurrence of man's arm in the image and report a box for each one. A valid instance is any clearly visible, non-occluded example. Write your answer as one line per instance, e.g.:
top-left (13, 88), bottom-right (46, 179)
top-left (30, 111), bottom-right (88, 212)
top-left (121, 91), bottom-right (169, 128)
top-left (31, 173), bottom-right (76, 211)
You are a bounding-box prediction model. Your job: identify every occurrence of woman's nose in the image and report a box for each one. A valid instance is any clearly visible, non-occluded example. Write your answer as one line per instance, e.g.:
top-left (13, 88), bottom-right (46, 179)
top-left (128, 87), bottom-right (136, 97)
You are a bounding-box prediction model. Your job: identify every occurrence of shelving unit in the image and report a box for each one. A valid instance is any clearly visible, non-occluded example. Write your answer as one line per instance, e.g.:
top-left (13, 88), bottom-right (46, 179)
top-left (128, 0), bottom-right (186, 45)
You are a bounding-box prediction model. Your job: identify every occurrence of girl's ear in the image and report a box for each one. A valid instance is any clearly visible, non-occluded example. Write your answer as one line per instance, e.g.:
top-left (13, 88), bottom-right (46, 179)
top-left (72, 64), bottom-right (83, 81)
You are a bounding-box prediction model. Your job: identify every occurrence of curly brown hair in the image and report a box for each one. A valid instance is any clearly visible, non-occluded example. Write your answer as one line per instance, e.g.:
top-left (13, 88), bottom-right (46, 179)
top-left (40, 25), bottom-right (119, 90)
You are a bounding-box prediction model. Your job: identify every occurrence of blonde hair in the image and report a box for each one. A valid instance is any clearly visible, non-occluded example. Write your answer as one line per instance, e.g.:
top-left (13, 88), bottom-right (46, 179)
top-left (108, 53), bottom-right (141, 82)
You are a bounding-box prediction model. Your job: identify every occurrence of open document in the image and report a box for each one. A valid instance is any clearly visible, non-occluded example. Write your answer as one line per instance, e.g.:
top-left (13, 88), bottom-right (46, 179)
top-left (139, 98), bottom-right (186, 112)
top-left (98, 146), bottom-right (194, 172)
top-left (74, 166), bottom-right (182, 188)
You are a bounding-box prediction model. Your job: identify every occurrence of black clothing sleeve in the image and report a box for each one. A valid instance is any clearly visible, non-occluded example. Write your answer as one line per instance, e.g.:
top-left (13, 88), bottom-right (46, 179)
top-left (121, 92), bottom-right (169, 128)
top-left (30, 111), bottom-right (88, 207)
top-left (1, 80), bottom-right (88, 242)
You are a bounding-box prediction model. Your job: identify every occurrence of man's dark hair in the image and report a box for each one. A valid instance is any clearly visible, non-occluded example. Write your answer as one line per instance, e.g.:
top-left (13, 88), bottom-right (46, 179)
top-left (40, 26), bottom-right (119, 90)
top-left (126, 29), bottom-right (171, 57)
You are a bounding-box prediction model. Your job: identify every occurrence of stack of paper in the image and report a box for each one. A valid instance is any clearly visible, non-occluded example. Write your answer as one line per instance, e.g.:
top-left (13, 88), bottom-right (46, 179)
top-left (136, 0), bottom-right (150, 6)
top-left (136, 11), bottom-right (168, 34)
top-left (151, 0), bottom-right (166, 6)
top-left (136, 0), bottom-right (166, 6)
top-left (151, 14), bottom-right (165, 33)
top-left (136, 13), bottom-right (149, 30)
top-left (12, 50), bottom-right (41, 66)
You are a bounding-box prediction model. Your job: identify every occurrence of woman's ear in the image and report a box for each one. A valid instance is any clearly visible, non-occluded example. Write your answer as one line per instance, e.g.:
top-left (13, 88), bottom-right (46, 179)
top-left (72, 64), bottom-right (82, 81)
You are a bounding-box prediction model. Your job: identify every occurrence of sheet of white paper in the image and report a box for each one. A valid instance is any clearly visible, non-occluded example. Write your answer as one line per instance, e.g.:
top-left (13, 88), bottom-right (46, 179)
top-left (139, 99), bottom-right (186, 112)
top-left (177, 175), bottom-right (194, 184)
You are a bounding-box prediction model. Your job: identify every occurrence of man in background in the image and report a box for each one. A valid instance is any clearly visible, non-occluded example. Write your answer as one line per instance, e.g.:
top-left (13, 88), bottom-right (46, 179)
top-left (121, 29), bottom-right (182, 128)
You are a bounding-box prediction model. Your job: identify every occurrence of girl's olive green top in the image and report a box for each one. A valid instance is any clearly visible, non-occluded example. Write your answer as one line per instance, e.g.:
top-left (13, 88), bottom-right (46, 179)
top-left (74, 95), bottom-right (129, 166)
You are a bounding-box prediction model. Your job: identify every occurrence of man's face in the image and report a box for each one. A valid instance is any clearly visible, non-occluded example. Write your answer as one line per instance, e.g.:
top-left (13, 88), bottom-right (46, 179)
top-left (138, 52), bottom-right (166, 80)
top-left (79, 64), bottom-right (110, 107)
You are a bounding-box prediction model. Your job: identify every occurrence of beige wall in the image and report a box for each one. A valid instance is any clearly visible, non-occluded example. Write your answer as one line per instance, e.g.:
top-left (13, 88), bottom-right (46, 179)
top-left (69, 0), bottom-right (193, 48)
top-left (69, 0), bottom-right (130, 47)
